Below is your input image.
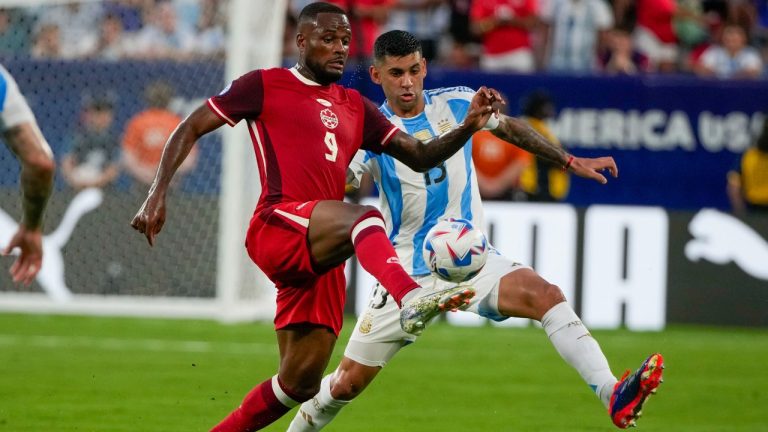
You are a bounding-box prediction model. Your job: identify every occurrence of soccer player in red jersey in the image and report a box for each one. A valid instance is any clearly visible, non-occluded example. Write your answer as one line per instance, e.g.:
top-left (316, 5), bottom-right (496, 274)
top-left (130, 2), bottom-right (499, 431)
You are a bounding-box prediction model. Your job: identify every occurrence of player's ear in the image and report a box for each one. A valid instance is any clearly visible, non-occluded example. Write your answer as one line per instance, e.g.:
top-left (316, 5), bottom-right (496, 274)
top-left (296, 32), bottom-right (306, 52)
top-left (421, 57), bottom-right (427, 78)
top-left (369, 64), bottom-right (382, 84)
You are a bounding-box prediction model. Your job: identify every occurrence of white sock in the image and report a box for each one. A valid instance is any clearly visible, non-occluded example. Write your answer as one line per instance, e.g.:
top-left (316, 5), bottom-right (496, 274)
top-left (541, 302), bottom-right (618, 407)
top-left (399, 286), bottom-right (422, 306)
top-left (286, 373), bottom-right (349, 432)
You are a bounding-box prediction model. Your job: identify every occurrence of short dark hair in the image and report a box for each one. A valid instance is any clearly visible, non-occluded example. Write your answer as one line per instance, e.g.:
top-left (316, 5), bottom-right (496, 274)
top-left (298, 2), bottom-right (347, 24)
top-left (374, 30), bottom-right (422, 63)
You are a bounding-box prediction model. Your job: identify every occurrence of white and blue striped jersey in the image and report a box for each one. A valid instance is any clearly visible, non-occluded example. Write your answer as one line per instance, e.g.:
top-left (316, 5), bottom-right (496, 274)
top-left (348, 86), bottom-right (485, 276)
top-left (0, 64), bottom-right (35, 131)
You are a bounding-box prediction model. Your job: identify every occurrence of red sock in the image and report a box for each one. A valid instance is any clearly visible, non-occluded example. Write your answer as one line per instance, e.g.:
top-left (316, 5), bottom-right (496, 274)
top-left (210, 376), bottom-right (303, 432)
top-left (351, 210), bottom-right (419, 306)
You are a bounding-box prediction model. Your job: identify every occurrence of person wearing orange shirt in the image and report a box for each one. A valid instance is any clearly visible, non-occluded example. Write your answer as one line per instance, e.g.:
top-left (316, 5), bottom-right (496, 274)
top-left (472, 126), bottom-right (532, 200)
top-left (121, 80), bottom-right (197, 187)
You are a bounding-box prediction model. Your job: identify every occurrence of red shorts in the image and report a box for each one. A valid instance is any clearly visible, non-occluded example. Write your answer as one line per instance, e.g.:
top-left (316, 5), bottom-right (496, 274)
top-left (246, 200), bottom-right (345, 336)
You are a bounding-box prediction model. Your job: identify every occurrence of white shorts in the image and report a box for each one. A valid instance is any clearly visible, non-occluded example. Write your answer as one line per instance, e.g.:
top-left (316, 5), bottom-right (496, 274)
top-left (345, 250), bottom-right (529, 367)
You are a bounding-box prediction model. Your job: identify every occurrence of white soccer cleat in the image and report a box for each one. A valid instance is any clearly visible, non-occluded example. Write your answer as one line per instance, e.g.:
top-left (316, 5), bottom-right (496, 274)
top-left (399, 285), bottom-right (475, 335)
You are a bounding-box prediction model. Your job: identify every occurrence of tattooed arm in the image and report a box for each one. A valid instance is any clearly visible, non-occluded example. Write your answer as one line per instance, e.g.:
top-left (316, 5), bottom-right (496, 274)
top-left (491, 115), bottom-right (619, 184)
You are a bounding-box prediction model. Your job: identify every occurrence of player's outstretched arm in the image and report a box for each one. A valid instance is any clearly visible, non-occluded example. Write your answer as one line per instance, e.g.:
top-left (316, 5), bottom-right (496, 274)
top-left (385, 86), bottom-right (499, 172)
top-left (2, 121), bottom-right (54, 284)
top-left (493, 115), bottom-right (619, 184)
top-left (130, 104), bottom-right (225, 246)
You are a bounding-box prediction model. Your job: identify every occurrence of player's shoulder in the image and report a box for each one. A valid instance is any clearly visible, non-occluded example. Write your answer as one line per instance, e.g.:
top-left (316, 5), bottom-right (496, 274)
top-left (423, 86), bottom-right (476, 105)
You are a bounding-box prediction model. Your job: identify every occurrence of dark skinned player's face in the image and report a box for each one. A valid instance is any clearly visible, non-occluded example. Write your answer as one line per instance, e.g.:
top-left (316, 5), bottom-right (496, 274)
top-left (297, 13), bottom-right (351, 85)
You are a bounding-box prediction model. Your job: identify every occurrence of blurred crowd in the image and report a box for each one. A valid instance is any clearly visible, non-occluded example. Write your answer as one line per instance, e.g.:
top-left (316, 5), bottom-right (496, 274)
top-left (0, 0), bottom-right (226, 61)
top-left (284, 0), bottom-right (768, 79)
top-left (1, 0), bottom-right (766, 79)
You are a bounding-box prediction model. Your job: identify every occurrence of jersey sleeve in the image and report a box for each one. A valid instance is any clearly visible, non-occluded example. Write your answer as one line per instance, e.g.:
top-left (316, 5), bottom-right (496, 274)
top-left (0, 65), bottom-right (36, 130)
top-left (346, 150), bottom-right (372, 189)
top-left (361, 96), bottom-right (399, 154)
top-left (207, 69), bottom-right (264, 126)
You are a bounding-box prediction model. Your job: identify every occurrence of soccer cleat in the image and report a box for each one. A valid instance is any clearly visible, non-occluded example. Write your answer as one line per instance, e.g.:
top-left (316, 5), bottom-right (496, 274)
top-left (609, 353), bottom-right (664, 429)
top-left (399, 285), bottom-right (475, 335)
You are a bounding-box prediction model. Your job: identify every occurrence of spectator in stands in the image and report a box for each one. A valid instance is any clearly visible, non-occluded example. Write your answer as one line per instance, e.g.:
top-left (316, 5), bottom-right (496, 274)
top-left (0, 8), bottom-right (31, 58)
top-left (728, 118), bottom-right (768, 215)
top-left (36, 2), bottom-right (102, 59)
top-left (30, 23), bottom-right (61, 59)
top-left (610, 0), bottom-right (635, 30)
top-left (103, 0), bottom-right (148, 32)
top-left (130, 0), bottom-right (195, 60)
top-left (446, 0), bottom-right (480, 68)
top-left (601, 27), bottom-right (651, 74)
top-left (634, 0), bottom-right (680, 72)
top-left (385, 0), bottom-right (450, 61)
top-left (517, 90), bottom-right (570, 201)
top-left (346, 0), bottom-right (393, 63)
top-left (90, 13), bottom-right (132, 60)
top-left (62, 97), bottom-right (121, 191)
top-left (695, 24), bottom-right (763, 79)
top-left (192, 0), bottom-right (225, 59)
top-left (539, 0), bottom-right (614, 73)
top-left (674, 0), bottom-right (710, 51)
top-left (470, 0), bottom-right (539, 73)
top-left (122, 81), bottom-right (197, 187)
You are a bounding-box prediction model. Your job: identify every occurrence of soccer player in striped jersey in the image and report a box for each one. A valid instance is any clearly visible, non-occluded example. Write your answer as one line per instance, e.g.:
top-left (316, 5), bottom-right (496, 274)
top-left (288, 30), bottom-right (664, 431)
top-left (130, 3), bottom-right (502, 431)
top-left (0, 64), bottom-right (55, 285)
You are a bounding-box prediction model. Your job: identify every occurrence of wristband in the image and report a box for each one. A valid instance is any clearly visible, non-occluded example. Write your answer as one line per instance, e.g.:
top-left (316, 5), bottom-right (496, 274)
top-left (482, 113), bottom-right (500, 130)
top-left (563, 155), bottom-right (574, 171)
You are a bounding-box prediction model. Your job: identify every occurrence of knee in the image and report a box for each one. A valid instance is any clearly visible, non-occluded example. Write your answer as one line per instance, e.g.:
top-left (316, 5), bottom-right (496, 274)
top-left (539, 282), bottom-right (566, 307)
top-left (499, 271), bottom-right (567, 320)
top-left (329, 370), bottom-right (368, 401)
top-left (279, 373), bottom-right (322, 402)
top-left (356, 205), bottom-right (382, 220)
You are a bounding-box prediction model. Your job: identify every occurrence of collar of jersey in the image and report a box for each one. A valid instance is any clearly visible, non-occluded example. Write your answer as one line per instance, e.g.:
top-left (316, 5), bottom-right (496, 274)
top-left (290, 65), bottom-right (322, 86)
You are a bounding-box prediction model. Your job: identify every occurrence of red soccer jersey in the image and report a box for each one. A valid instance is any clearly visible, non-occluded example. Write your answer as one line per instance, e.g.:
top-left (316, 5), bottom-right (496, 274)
top-left (207, 67), bottom-right (399, 214)
top-left (470, 0), bottom-right (538, 55)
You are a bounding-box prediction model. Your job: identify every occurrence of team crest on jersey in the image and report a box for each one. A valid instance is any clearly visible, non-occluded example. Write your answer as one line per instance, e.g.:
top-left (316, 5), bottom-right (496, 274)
top-left (412, 129), bottom-right (434, 141)
top-left (358, 311), bottom-right (374, 334)
top-left (437, 118), bottom-right (453, 135)
top-left (320, 108), bottom-right (339, 129)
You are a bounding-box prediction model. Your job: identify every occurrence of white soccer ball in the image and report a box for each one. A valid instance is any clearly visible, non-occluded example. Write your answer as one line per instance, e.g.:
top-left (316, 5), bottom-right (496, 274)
top-left (422, 218), bottom-right (489, 283)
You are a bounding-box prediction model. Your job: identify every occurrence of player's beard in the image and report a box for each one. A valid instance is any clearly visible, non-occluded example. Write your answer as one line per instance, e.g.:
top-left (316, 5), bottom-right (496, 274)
top-left (307, 58), bottom-right (344, 85)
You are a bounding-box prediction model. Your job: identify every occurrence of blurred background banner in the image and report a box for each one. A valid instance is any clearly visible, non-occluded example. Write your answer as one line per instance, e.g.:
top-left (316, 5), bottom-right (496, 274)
top-left (354, 201), bottom-right (768, 330)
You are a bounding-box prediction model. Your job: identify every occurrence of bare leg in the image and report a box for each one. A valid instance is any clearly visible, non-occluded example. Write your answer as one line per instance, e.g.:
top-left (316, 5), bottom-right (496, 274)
top-left (329, 357), bottom-right (381, 400)
top-left (211, 325), bottom-right (337, 431)
top-left (277, 325), bottom-right (339, 399)
top-left (288, 357), bottom-right (382, 431)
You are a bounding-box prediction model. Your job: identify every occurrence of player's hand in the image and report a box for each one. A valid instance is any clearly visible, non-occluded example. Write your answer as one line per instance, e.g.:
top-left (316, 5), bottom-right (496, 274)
top-left (465, 86), bottom-right (504, 131)
top-left (567, 156), bottom-right (618, 184)
top-left (130, 192), bottom-right (167, 247)
top-left (2, 225), bottom-right (43, 285)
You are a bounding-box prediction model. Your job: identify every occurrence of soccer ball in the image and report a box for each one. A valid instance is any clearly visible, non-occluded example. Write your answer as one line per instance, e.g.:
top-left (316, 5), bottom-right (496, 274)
top-left (422, 218), bottom-right (489, 283)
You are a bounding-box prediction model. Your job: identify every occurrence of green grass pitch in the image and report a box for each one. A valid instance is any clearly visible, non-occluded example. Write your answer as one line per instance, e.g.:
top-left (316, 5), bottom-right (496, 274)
top-left (0, 313), bottom-right (766, 431)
